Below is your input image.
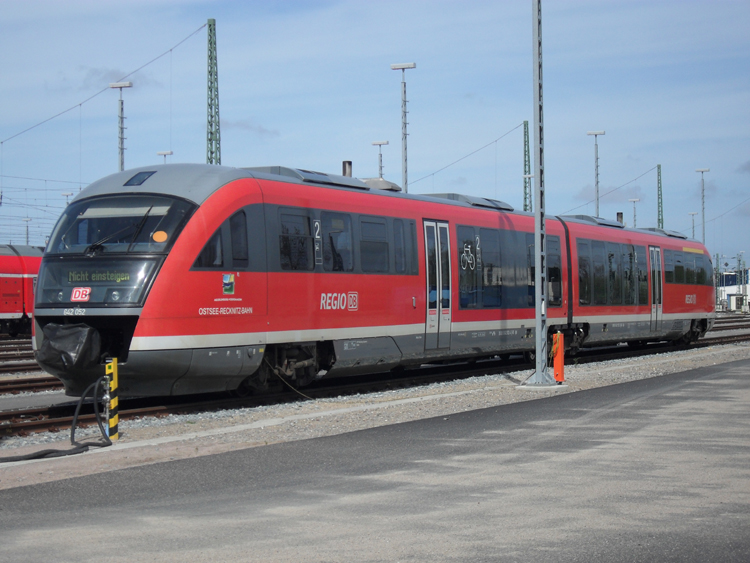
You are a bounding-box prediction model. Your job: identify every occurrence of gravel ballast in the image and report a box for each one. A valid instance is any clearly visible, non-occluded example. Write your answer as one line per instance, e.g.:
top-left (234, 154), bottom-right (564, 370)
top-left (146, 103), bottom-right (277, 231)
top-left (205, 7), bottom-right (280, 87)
top-left (1, 343), bottom-right (749, 490)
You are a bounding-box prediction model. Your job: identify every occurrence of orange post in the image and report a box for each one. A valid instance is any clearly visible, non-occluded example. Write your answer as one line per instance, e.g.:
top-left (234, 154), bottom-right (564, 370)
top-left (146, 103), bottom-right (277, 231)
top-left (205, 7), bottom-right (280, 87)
top-left (553, 332), bottom-right (564, 383)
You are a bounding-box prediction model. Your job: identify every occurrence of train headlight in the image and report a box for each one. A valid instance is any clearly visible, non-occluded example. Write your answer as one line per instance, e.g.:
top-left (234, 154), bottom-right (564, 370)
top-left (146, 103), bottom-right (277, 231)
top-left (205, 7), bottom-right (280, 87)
top-left (110, 290), bottom-right (121, 302)
top-left (57, 291), bottom-right (64, 302)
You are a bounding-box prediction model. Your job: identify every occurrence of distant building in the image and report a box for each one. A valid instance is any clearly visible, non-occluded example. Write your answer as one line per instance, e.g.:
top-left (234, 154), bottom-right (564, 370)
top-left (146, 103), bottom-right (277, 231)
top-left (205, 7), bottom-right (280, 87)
top-left (716, 269), bottom-right (749, 312)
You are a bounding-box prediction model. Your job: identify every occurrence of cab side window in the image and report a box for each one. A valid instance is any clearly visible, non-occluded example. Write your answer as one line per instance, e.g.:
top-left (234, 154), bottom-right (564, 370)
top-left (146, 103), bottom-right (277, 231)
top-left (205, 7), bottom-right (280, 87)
top-left (230, 211), bottom-right (249, 269)
top-left (193, 229), bottom-right (223, 268)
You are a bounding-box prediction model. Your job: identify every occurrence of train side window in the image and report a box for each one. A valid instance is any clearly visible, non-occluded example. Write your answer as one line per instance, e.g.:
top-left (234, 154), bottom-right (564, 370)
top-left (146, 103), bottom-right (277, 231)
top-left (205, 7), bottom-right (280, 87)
top-left (408, 221), bottom-right (419, 275)
top-left (230, 211), bottom-right (249, 269)
top-left (321, 212), bottom-right (353, 272)
top-left (526, 232), bottom-right (535, 307)
top-left (592, 241), bottom-right (607, 305)
top-left (706, 255), bottom-right (715, 286)
top-left (698, 255), bottom-right (712, 285)
top-left (480, 228), bottom-right (501, 308)
top-left (499, 230), bottom-right (523, 309)
top-left (547, 236), bottom-right (562, 307)
top-left (394, 220), bottom-right (406, 273)
top-left (193, 229), bottom-right (223, 268)
top-left (280, 212), bottom-right (313, 271)
top-left (607, 242), bottom-right (622, 305)
top-left (577, 239), bottom-right (592, 305)
top-left (662, 248), bottom-right (674, 283)
top-left (360, 216), bottom-right (389, 273)
top-left (685, 253), bottom-right (696, 284)
top-left (458, 226), bottom-right (479, 309)
top-left (673, 251), bottom-right (685, 283)
top-left (696, 255), bottom-right (707, 285)
top-left (622, 244), bottom-right (636, 305)
top-left (636, 246), bottom-right (648, 305)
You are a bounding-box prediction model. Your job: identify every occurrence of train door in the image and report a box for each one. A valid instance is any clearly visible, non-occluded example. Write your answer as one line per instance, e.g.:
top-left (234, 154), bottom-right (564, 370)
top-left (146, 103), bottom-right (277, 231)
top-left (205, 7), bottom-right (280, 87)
top-left (424, 221), bottom-right (452, 350)
top-left (649, 246), bottom-right (662, 331)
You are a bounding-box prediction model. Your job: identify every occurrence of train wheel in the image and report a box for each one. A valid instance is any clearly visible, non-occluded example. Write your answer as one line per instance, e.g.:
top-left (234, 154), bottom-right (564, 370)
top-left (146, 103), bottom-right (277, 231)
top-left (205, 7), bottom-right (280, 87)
top-left (523, 350), bottom-right (536, 364)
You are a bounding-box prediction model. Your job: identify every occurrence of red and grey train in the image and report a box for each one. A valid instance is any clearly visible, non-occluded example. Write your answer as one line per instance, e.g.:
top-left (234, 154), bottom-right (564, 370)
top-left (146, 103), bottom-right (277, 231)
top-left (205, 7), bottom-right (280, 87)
top-left (33, 164), bottom-right (715, 397)
top-left (1, 245), bottom-right (43, 336)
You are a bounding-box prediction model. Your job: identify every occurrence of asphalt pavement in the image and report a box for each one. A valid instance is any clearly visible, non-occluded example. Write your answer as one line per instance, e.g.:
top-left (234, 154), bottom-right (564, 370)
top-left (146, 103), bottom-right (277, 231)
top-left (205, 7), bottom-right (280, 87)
top-left (0, 358), bottom-right (748, 562)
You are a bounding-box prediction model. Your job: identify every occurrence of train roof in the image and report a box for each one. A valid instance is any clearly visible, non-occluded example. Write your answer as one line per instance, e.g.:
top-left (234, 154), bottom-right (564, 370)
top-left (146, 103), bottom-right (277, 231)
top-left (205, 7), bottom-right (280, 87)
top-left (559, 215), bottom-right (703, 246)
top-left (73, 163), bottom-right (522, 213)
top-left (0, 244), bottom-right (44, 257)
top-left (73, 164), bottom-right (701, 247)
top-left (74, 164), bottom-right (254, 205)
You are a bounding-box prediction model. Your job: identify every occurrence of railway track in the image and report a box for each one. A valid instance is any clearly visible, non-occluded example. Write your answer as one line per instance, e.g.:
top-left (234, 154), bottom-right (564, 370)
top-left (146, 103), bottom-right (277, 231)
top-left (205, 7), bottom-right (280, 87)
top-left (0, 338), bottom-right (38, 375)
top-left (0, 376), bottom-right (63, 394)
top-left (2, 330), bottom-right (750, 439)
top-left (0, 361), bottom-right (43, 375)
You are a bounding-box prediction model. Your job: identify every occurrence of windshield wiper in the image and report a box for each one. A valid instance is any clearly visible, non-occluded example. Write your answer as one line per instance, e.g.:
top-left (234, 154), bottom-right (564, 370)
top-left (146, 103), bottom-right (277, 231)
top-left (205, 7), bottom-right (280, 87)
top-left (84, 206), bottom-right (155, 256)
top-left (127, 206), bottom-right (154, 252)
top-left (84, 224), bottom-right (138, 256)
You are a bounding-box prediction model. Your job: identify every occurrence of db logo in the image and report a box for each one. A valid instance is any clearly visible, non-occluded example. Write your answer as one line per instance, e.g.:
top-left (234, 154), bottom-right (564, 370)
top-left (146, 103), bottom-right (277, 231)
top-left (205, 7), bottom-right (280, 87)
top-left (71, 287), bottom-right (92, 302)
top-left (347, 292), bottom-right (358, 311)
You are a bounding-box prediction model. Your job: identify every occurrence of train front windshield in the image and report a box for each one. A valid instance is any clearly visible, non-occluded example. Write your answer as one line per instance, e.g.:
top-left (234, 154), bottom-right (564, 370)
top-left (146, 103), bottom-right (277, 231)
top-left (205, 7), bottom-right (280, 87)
top-left (47, 195), bottom-right (194, 256)
top-left (39, 194), bottom-right (195, 307)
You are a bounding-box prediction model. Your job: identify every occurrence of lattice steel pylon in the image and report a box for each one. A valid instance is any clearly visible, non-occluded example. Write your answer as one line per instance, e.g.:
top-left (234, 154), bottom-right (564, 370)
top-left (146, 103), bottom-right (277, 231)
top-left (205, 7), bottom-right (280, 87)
top-left (657, 164), bottom-right (663, 229)
top-left (206, 18), bottom-right (221, 165)
top-left (523, 120), bottom-right (532, 212)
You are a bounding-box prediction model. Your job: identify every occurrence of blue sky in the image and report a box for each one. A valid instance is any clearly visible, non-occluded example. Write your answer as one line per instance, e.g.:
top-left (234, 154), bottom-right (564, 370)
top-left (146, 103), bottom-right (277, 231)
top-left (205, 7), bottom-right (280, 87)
top-left (1, 0), bottom-right (748, 269)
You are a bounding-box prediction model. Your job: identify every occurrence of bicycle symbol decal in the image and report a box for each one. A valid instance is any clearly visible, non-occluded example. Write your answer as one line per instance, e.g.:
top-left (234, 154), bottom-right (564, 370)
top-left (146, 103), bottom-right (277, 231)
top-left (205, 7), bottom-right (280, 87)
top-left (460, 244), bottom-right (475, 271)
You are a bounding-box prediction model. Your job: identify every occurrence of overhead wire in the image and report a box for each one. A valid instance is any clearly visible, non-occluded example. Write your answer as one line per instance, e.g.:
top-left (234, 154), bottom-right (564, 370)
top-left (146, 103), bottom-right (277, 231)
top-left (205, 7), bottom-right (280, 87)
top-left (0, 23), bottom-right (207, 146)
top-left (0, 174), bottom-right (89, 187)
top-left (561, 165), bottom-right (658, 215)
top-left (410, 122), bottom-right (525, 187)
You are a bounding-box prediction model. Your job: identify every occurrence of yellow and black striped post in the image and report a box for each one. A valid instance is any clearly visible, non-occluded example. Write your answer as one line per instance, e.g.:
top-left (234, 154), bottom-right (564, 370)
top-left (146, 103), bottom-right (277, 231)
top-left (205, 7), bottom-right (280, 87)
top-left (105, 358), bottom-right (119, 440)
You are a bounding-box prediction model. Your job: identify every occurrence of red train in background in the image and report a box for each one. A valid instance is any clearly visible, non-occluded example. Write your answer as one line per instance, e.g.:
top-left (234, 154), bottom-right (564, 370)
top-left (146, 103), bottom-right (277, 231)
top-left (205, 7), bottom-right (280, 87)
top-left (32, 164), bottom-right (715, 397)
top-left (0, 245), bottom-right (43, 336)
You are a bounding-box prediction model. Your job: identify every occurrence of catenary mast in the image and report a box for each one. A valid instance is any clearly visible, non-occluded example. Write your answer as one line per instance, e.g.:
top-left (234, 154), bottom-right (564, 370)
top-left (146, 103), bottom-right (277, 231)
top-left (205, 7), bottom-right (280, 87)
top-left (207, 18), bottom-right (221, 165)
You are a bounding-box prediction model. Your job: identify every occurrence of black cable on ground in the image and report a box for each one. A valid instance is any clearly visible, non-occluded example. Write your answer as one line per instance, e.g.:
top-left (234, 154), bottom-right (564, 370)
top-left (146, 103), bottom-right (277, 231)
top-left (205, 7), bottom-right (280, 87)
top-left (0, 376), bottom-right (112, 463)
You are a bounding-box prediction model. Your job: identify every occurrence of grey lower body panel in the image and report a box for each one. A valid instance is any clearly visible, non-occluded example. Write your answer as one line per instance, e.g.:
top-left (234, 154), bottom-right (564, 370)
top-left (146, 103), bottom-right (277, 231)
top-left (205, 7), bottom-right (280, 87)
top-left (449, 326), bottom-right (535, 358)
top-left (583, 319), bottom-right (687, 344)
top-left (46, 346), bottom-right (266, 398)
top-left (169, 345), bottom-right (264, 395)
top-left (325, 337), bottom-right (403, 377)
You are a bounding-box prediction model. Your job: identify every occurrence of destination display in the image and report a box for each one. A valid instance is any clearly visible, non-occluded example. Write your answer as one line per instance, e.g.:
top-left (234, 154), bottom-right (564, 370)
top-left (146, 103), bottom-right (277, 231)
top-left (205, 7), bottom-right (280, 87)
top-left (36, 258), bottom-right (159, 306)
